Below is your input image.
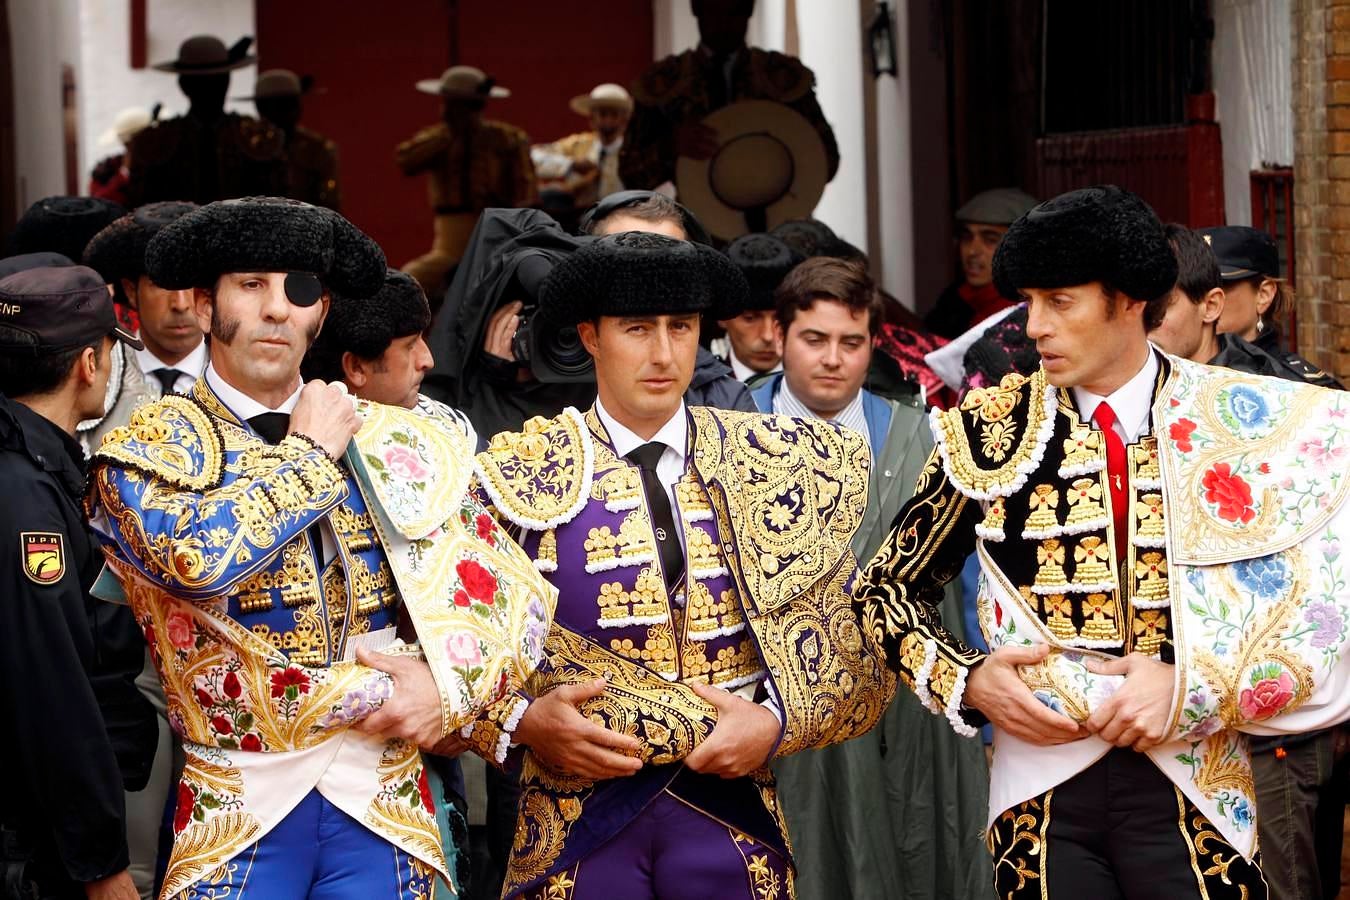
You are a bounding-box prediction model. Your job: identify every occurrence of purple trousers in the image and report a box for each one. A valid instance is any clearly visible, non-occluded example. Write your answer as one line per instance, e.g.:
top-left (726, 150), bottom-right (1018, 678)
top-left (509, 789), bottom-right (790, 900)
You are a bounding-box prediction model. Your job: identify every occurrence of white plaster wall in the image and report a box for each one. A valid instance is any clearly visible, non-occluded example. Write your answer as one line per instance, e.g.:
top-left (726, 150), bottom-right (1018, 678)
top-left (874, 2), bottom-right (913, 306)
top-left (1213, 0), bottom-right (1294, 225)
top-left (76, 0), bottom-right (257, 181)
top-left (8, 0), bottom-right (81, 209)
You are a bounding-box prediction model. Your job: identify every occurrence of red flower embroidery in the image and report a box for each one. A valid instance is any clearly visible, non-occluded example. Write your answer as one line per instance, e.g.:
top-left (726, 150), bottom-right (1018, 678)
top-left (1169, 398), bottom-right (1181, 407)
top-left (1168, 418), bottom-right (1198, 453)
top-left (223, 672), bottom-right (242, 699)
top-left (456, 559), bottom-right (498, 605)
top-left (475, 513), bottom-right (497, 545)
top-left (240, 733), bottom-right (262, 752)
top-left (1238, 672), bottom-right (1295, 721)
top-left (453, 589), bottom-right (471, 608)
top-left (195, 688), bottom-right (214, 708)
top-left (417, 769), bottom-right (435, 812)
top-left (174, 783), bottom-right (196, 833)
top-left (994, 601), bottom-right (1003, 628)
top-left (1202, 463), bottom-right (1255, 523)
top-left (1258, 462), bottom-right (1271, 475)
top-left (210, 715), bottom-right (234, 736)
top-left (270, 668), bottom-right (312, 698)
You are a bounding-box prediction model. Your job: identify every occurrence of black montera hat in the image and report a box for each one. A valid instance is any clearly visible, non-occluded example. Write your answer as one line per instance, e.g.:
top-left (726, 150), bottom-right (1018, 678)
top-left (992, 185), bottom-right (1177, 302)
top-left (83, 202), bottom-right (198, 302)
top-left (144, 197), bottom-right (386, 299)
top-left (303, 269), bottom-right (431, 383)
top-left (9, 196), bottom-right (127, 263)
top-left (724, 233), bottom-right (802, 311)
top-left (539, 231), bottom-right (749, 328)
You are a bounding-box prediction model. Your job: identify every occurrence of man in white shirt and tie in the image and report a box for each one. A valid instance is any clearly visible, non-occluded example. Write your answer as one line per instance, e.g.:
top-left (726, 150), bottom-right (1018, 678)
top-left (84, 202), bottom-right (208, 401)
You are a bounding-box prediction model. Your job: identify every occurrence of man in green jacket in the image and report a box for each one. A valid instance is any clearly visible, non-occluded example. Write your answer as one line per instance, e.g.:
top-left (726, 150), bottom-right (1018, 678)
top-left (752, 256), bottom-right (991, 900)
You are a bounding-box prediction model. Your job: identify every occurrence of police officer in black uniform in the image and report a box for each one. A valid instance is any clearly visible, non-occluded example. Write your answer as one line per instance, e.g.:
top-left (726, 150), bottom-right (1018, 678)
top-left (0, 265), bottom-right (155, 900)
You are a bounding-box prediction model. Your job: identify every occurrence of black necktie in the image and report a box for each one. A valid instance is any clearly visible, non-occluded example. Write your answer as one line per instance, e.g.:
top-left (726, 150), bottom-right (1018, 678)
top-left (247, 412), bottom-right (290, 444)
top-left (626, 442), bottom-right (685, 591)
top-left (152, 367), bottom-right (183, 396)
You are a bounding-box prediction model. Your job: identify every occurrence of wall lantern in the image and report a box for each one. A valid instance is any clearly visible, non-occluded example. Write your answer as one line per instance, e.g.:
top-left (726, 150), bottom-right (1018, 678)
top-left (869, 1), bottom-right (899, 79)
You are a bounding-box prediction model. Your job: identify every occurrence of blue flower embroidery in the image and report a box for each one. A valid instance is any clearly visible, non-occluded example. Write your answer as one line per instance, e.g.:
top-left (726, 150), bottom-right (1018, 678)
top-left (1226, 386), bottom-right (1270, 431)
top-left (1231, 797), bottom-right (1253, 830)
top-left (1032, 690), bottom-right (1065, 716)
top-left (1232, 554), bottom-right (1290, 600)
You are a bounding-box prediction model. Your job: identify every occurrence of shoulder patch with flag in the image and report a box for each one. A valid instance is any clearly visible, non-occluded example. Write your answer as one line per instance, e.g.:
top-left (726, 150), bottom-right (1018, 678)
top-left (22, 532), bottom-right (65, 585)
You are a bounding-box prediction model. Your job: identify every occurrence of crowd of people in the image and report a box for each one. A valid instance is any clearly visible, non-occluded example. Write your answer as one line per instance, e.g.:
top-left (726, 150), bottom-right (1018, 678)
top-left (3, 3), bottom-right (1350, 900)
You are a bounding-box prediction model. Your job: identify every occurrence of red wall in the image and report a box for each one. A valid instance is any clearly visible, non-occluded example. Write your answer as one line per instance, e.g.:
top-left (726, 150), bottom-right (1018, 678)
top-left (255, 1), bottom-right (654, 267)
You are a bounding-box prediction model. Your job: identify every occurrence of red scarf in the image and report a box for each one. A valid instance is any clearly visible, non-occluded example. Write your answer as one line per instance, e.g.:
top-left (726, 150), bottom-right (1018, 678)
top-left (957, 281), bottom-right (1014, 327)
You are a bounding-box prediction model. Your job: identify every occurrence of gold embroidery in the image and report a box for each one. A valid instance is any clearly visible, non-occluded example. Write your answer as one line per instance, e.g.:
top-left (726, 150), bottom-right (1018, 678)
top-left (1034, 540), bottom-right (1068, 590)
top-left (1064, 478), bottom-right (1107, 529)
top-left (686, 526), bottom-right (727, 576)
top-left (1072, 536), bottom-right (1113, 585)
top-left (675, 474), bottom-right (714, 519)
top-left (682, 637), bottom-right (765, 689)
top-left (1062, 424), bottom-right (1103, 469)
top-left (730, 829), bottom-right (783, 900)
top-left (989, 794), bottom-right (1050, 900)
top-left (608, 624), bottom-right (679, 679)
top-left (1132, 609), bottom-right (1168, 657)
top-left (478, 410), bottom-right (591, 529)
top-left (981, 496), bottom-right (1007, 534)
top-left (597, 566), bottom-right (668, 628)
top-left (584, 510), bottom-right (655, 571)
top-left (1132, 438), bottom-right (1161, 482)
top-left (250, 599), bottom-right (328, 666)
top-left (980, 419), bottom-right (1018, 463)
top-left (1043, 593), bottom-right (1076, 642)
top-left (1135, 493), bottom-right (1166, 543)
top-left (1080, 593), bottom-right (1120, 644)
top-left (687, 582), bottom-right (746, 639)
top-left (1134, 552), bottom-right (1170, 604)
top-left (1025, 485), bottom-right (1061, 534)
top-left (937, 369), bottom-right (1052, 497)
top-left (537, 529), bottom-right (558, 569)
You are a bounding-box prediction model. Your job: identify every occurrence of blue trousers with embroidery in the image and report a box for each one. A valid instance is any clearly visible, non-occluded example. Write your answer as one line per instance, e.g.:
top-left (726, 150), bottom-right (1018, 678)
top-left (183, 789), bottom-right (435, 899)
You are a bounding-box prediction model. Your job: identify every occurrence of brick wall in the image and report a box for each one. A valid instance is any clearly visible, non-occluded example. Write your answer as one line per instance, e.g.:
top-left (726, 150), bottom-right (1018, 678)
top-left (1295, 0), bottom-right (1350, 378)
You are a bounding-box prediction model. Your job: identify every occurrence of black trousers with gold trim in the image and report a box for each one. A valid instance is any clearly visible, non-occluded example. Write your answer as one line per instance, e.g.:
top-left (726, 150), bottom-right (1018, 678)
top-left (988, 748), bottom-right (1267, 899)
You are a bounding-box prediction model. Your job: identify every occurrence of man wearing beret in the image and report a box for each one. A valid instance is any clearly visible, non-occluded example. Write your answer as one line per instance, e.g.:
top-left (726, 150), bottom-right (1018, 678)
top-left (0, 265), bottom-right (155, 900)
top-left (86, 197), bottom-right (554, 898)
top-left (924, 187), bottom-right (1039, 340)
top-left (858, 185), bottom-right (1350, 897)
top-left (463, 231), bottom-right (893, 898)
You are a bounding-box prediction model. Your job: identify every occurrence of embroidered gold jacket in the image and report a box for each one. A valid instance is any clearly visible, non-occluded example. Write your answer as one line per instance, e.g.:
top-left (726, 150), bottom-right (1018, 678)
top-left (465, 405), bottom-right (893, 895)
top-left (86, 379), bottom-right (553, 897)
top-left (856, 356), bottom-right (1350, 858)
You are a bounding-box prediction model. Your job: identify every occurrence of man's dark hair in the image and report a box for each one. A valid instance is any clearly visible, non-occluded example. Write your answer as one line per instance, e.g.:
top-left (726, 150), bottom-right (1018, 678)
top-left (1165, 223), bottom-right (1221, 305)
top-left (0, 327), bottom-right (101, 397)
top-left (582, 193), bottom-right (685, 235)
top-left (774, 257), bottom-right (883, 336)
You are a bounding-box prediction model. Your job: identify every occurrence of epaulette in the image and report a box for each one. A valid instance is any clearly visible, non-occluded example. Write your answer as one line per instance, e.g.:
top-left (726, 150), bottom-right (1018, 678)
top-left (474, 407), bottom-right (593, 531)
top-left (746, 49), bottom-right (814, 104)
top-left (92, 395), bottom-right (225, 492)
top-left (631, 51), bottom-right (696, 106)
top-left (930, 368), bottom-right (1057, 501)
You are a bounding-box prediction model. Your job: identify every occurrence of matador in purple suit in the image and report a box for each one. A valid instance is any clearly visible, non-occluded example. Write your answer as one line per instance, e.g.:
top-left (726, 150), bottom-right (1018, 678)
top-left (460, 231), bottom-right (894, 898)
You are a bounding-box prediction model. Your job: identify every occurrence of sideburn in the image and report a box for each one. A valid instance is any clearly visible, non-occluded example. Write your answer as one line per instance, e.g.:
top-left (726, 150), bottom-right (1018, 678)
top-left (211, 304), bottom-right (240, 345)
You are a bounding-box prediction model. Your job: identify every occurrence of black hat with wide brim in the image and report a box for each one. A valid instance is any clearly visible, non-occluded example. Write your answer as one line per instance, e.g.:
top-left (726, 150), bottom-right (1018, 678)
top-left (144, 197), bottom-right (386, 299)
top-left (8, 196), bottom-right (126, 262)
top-left (153, 36), bottom-right (256, 75)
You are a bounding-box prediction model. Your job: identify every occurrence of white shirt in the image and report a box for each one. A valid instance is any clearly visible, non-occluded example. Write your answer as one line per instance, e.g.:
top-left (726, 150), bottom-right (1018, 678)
top-left (138, 340), bottom-right (208, 396)
top-left (773, 375), bottom-right (869, 442)
top-left (205, 363), bottom-right (303, 420)
top-left (594, 397), bottom-right (687, 511)
top-left (1070, 349), bottom-right (1159, 444)
top-left (728, 350), bottom-right (781, 384)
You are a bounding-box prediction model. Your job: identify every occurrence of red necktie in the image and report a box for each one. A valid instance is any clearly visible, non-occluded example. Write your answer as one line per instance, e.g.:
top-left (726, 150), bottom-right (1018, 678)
top-left (1092, 402), bottom-right (1128, 558)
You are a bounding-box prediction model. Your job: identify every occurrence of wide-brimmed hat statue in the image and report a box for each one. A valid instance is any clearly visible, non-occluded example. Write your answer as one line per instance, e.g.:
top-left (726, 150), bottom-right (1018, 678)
top-left (152, 35), bottom-right (256, 75)
top-left (569, 83), bottom-right (633, 117)
top-left (675, 99), bottom-right (829, 241)
top-left (416, 65), bottom-right (509, 99)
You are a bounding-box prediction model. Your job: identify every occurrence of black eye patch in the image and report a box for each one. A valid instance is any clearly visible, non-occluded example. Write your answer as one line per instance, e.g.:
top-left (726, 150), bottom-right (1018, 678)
top-left (285, 272), bottom-right (324, 307)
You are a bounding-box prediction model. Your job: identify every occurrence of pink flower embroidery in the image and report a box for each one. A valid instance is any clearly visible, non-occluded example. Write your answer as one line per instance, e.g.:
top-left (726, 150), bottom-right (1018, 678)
top-left (1297, 437), bottom-right (1347, 469)
top-left (166, 612), bottom-right (195, 650)
top-left (1237, 671), bottom-right (1295, 721)
top-left (383, 445), bottom-right (429, 481)
top-left (445, 632), bottom-right (483, 667)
